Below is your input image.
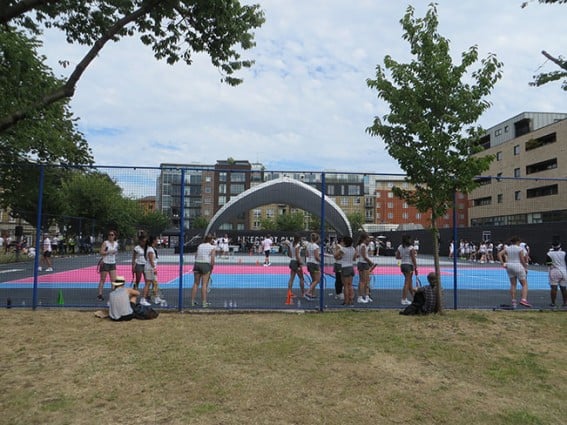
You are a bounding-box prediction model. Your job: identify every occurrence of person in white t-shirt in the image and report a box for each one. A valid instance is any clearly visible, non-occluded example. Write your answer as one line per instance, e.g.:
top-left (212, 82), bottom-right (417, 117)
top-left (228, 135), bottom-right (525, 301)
top-left (191, 234), bottom-right (216, 308)
top-left (97, 230), bottom-right (119, 301)
top-left (39, 233), bottom-right (53, 272)
top-left (546, 241), bottom-right (567, 308)
top-left (261, 235), bottom-right (273, 266)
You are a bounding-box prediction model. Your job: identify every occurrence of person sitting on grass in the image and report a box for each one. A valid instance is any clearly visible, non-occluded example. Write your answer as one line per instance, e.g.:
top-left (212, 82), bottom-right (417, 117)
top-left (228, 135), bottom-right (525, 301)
top-left (400, 272), bottom-right (439, 315)
top-left (105, 276), bottom-right (158, 321)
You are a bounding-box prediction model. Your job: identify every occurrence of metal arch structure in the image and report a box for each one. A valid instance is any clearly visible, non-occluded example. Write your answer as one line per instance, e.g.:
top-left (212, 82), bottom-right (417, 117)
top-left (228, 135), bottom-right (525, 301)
top-left (205, 177), bottom-right (352, 237)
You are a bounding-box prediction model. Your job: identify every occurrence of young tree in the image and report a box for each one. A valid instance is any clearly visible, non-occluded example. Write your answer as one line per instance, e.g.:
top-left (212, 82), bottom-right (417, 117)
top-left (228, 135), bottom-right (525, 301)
top-left (522, 0), bottom-right (567, 90)
top-left (346, 212), bottom-right (364, 234)
top-left (0, 0), bottom-right (265, 131)
top-left (366, 4), bottom-right (503, 312)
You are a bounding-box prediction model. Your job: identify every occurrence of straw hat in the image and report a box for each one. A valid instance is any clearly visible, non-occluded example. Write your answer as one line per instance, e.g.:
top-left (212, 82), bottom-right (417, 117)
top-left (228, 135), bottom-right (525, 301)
top-left (112, 276), bottom-right (126, 286)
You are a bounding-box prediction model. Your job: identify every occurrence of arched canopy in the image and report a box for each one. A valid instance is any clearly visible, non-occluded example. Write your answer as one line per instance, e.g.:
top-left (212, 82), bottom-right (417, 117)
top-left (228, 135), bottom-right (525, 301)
top-left (205, 177), bottom-right (352, 237)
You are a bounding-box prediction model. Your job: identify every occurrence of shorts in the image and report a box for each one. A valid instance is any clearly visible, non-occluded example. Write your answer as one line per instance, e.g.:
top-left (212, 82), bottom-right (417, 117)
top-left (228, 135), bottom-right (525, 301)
top-left (341, 266), bottom-right (354, 278)
top-left (549, 268), bottom-right (567, 286)
top-left (144, 268), bottom-right (156, 281)
top-left (400, 264), bottom-right (414, 274)
top-left (357, 262), bottom-right (370, 271)
top-left (134, 264), bottom-right (145, 274)
top-left (506, 263), bottom-right (527, 280)
top-left (43, 251), bottom-right (52, 258)
top-left (289, 260), bottom-right (302, 273)
top-left (101, 263), bottom-right (116, 272)
top-left (307, 262), bottom-right (320, 275)
top-left (193, 262), bottom-right (212, 275)
top-left (264, 250), bottom-right (271, 257)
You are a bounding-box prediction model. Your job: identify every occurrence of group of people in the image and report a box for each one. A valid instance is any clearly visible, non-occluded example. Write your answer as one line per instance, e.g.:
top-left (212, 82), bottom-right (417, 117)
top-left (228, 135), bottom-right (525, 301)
top-left (279, 232), bottom-right (437, 313)
top-left (97, 231), bottom-right (164, 307)
top-left (99, 227), bottom-right (566, 315)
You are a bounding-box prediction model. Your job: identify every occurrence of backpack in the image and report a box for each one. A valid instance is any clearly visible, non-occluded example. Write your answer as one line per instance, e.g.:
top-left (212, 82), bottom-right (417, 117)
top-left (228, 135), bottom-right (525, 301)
top-left (133, 304), bottom-right (159, 320)
top-left (399, 291), bottom-right (426, 316)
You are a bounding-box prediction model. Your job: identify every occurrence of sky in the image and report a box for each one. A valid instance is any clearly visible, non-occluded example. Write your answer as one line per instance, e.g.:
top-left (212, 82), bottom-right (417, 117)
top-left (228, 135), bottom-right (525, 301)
top-left (39, 0), bottom-right (567, 175)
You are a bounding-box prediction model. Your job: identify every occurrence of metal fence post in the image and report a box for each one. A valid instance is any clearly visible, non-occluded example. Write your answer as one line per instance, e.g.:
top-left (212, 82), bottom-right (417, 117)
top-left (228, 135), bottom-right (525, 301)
top-left (32, 164), bottom-right (45, 310)
top-left (178, 168), bottom-right (186, 312)
top-left (319, 172), bottom-right (326, 312)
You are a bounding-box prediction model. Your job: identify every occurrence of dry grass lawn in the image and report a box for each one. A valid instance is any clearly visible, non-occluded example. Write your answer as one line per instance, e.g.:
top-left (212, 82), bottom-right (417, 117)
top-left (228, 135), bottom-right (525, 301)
top-left (0, 309), bottom-right (565, 425)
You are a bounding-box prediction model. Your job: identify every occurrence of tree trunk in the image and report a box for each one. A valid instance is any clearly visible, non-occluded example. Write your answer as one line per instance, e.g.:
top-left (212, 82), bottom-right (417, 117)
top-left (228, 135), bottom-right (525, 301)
top-left (431, 218), bottom-right (443, 314)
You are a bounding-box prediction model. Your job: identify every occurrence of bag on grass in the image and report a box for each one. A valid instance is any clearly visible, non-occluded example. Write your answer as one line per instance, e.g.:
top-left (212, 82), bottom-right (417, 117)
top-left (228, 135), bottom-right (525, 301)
top-left (399, 291), bottom-right (426, 316)
top-left (133, 304), bottom-right (159, 320)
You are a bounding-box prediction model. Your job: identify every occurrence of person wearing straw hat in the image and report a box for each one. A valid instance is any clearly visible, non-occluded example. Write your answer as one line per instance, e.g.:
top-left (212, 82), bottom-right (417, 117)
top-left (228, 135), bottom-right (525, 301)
top-left (108, 276), bottom-right (140, 321)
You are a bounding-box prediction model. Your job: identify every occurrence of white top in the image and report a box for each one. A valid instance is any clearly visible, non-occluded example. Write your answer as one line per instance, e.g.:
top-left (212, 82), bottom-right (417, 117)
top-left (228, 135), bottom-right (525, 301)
top-left (338, 246), bottom-right (356, 268)
top-left (261, 237), bottom-right (273, 252)
top-left (43, 237), bottom-right (52, 253)
top-left (102, 240), bottom-right (119, 264)
top-left (547, 249), bottom-right (567, 274)
top-left (503, 244), bottom-right (525, 264)
top-left (145, 246), bottom-right (157, 270)
top-left (133, 245), bottom-right (146, 265)
top-left (195, 242), bottom-right (215, 263)
top-left (306, 242), bottom-right (319, 265)
top-left (397, 244), bottom-right (415, 265)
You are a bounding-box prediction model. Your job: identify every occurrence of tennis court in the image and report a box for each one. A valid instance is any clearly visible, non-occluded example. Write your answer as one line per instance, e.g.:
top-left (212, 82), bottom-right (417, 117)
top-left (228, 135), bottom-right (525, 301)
top-left (1, 251), bottom-right (554, 310)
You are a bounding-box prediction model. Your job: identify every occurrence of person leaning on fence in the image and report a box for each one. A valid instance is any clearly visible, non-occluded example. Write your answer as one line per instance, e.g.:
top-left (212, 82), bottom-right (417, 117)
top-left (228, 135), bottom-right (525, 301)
top-left (546, 241), bottom-right (567, 308)
top-left (400, 272), bottom-right (439, 315)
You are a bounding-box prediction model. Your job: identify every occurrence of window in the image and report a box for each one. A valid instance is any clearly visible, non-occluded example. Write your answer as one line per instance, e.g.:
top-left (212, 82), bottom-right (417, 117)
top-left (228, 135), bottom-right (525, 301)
top-left (387, 192), bottom-right (393, 198)
top-left (387, 202), bottom-right (393, 208)
top-left (218, 184), bottom-right (226, 194)
top-left (514, 168), bottom-right (520, 178)
top-left (205, 176), bottom-right (212, 183)
top-left (253, 209), bottom-right (261, 218)
top-left (348, 185), bottom-right (359, 195)
top-left (526, 184), bottom-right (558, 199)
top-left (497, 194), bottom-right (503, 204)
top-left (231, 172), bottom-right (246, 182)
top-left (403, 202), bottom-right (408, 209)
top-left (496, 151), bottom-right (502, 161)
top-left (204, 187), bottom-right (211, 194)
top-left (402, 212), bottom-right (408, 219)
top-left (387, 213), bottom-right (393, 219)
top-left (416, 213), bottom-right (422, 219)
top-left (230, 184), bottom-right (245, 195)
top-left (218, 196), bottom-right (226, 205)
top-left (526, 132), bottom-right (557, 151)
top-left (513, 145), bottom-right (520, 155)
top-left (504, 125), bottom-right (509, 133)
top-left (515, 191), bottom-right (521, 201)
top-left (473, 196), bottom-right (492, 207)
top-left (526, 158), bottom-right (557, 175)
top-left (376, 202), bottom-right (381, 208)
top-left (355, 197), bottom-right (361, 205)
top-left (475, 177), bottom-right (492, 185)
top-left (266, 209), bottom-right (274, 218)
top-left (495, 128), bottom-right (502, 136)
top-left (341, 198), bottom-right (348, 206)
top-left (219, 172), bottom-right (227, 182)
top-left (327, 185), bottom-right (334, 196)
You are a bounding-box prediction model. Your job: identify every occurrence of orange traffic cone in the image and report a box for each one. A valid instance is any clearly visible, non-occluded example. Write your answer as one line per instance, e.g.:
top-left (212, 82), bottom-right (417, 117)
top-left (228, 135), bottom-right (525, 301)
top-left (285, 290), bottom-right (295, 305)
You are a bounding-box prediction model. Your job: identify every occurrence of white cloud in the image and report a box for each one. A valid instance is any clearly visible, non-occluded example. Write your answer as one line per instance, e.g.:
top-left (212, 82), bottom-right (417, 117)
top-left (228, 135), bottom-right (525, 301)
top-left (36, 0), bottom-right (567, 175)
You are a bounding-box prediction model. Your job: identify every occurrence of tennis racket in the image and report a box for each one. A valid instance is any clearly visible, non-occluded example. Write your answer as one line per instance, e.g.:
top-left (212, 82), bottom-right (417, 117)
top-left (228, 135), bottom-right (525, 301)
top-left (415, 276), bottom-right (422, 288)
top-left (207, 274), bottom-right (213, 293)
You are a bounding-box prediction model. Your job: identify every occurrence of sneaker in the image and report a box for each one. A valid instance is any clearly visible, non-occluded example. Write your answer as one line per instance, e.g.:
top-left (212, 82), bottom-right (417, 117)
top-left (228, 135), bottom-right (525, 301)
top-left (45, 267), bottom-right (53, 272)
top-left (140, 298), bottom-right (151, 306)
top-left (366, 296), bottom-right (373, 303)
top-left (263, 263), bottom-right (268, 267)
top-left (38, 267), bottom-right (42, 272)
top-left (357, 296), bottom-right (367, 304)
top-left (153, 296), bottom-right (164, 304)
top-left (267, 262), bottom-right (271, 266)
top-left (401, 298), bottom-right (412, 306)
top-left (549, 303), bottom-right (557, 309)
top-left (304, 293), bottom-right (314, 301)
top-left (97, 294), bottom-right (104, 302)
top-left (191, 301), bottom-right (199, 307)
top-left (202, 302), bottom-right (210, 308)
top-left (519, 299), bottom-right (533, 308)
top-left (337, 293), bottom-right (345, 301)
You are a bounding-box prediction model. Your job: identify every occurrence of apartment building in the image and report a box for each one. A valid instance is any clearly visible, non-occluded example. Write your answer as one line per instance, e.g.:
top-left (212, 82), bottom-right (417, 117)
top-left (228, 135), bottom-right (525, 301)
top-left (469, 112), bottom-right (567, 226)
